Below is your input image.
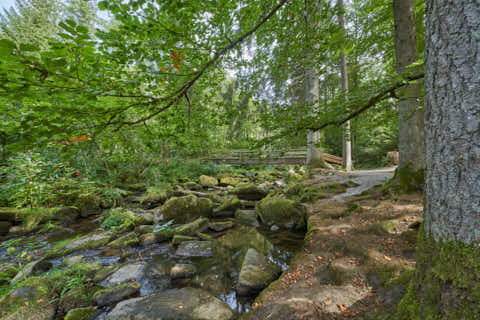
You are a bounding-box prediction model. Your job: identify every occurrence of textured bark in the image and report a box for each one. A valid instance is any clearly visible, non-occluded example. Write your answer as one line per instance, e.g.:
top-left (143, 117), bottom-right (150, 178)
top-left (338, 0), bottom-right (352, 172)
top-left (395, 1), bottom-right (480, 318)
top-left (424, 0), bottom-right (480, 244)
top-left (393, 0), bottom-right (425, 172)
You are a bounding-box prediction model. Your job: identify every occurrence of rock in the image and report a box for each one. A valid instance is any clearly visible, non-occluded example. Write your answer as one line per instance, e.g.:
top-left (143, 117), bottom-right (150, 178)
top-left (64, 307), bottom-right (98, 320)
top-left (93, 265), bottom-right (119, 283)
top-left (139, 233), bottom-right (158, 245)
top-left (208, 221), bottom-right (235, 232)
top-left (2, 302), bottom-right (56, 320)
top-left (212, 196), bottom-right (242, 218)
top-left (60, 285), bottom-right (100, 314)
top-left (234, 209), bottom-right (259, 227)
top-left (172, 235), bottom-right (198, 245)
top-left (65, 231), bottom-right (114, 250)
top-left (237, 248), bottom-right (281, 296)
top-left (170, 264), bottom-right (196, 279)
top-left (63, 255), bottom-right (85, 267)
top-left (196, 231), bottom-right (214, 240)
top-left (11, 260), bottom-right (52, 285)
top-left (105, 288), bottom-right (234, 320)
top-left (216, 225), bottom-right (274, 256)
top-left (240, 200), bottom-right (256, 208)
top-left (184, 181), bottom-right (202, 191)
top-left (256, 198), bottom-right (306, 230)
top-left (162, 195), bottom-right (213, 224)
top-left (94, 282), bottom-right (141, 306)
top-left (107, 232), bottom-right (139, 248)
top-left (219, 176), bottom-right (240, 186)
top-left (199, 175), bottom-right (219, 187)
top-left (230, 184), bottom-right (267, 201)
top-left (53, 207), bottom-right (80, 225)
top-left (176, 241), bottom-right (215, 257)
top-left (0, 221), bottom-right (11, 234)
top-left (106, 263), bottom-right (146, 287)
top-left (135, 225), bottom-right (154, 235)
top-left (270, 225), bottom-right (279, 232)
top-left (175, 217), bottom-right (209, 236)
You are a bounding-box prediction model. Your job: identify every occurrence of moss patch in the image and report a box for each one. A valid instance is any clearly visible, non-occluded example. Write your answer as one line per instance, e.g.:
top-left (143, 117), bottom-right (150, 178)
top-left (386, 166), bottom-right (425, 194)
top-left (395, 226), bottom-right (480, 319)
top-left (64, 307), bottom-right (98, 320)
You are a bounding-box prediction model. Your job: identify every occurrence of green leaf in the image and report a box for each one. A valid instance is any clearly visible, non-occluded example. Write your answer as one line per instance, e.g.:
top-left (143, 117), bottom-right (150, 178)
top-left (76, 26), bottom-right (89, 34)
top-left (65, 19), bottom-right (77, 28)
top-left (19, 44), bottom-right (40, 52)
top-left (0, 39), bottom-right (16, 55)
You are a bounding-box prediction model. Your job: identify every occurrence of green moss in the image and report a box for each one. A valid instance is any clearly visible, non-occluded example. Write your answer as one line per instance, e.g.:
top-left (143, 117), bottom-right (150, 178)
top-left (386, 167), bottom-right (425, 194)
top-left (256, 197), bottom-right (306, 230)
top-left (136, 183), bottom-right (171, 207)
top-left (101, 208), bottom-right (143, 232)
top-left (107, 232), bottom-right (139, 248)
top-left (199, 175), bottom-right (218, 187)
top-left (64, 307), bottom-right (98, 320)
top-left (395, 226), bottom-right (480, 319)
top-left (162, 195), bottom-right (213, 223)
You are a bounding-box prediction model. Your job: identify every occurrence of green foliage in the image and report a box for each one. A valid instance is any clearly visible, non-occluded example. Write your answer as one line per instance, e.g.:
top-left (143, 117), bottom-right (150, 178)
top-left (100, 208), bottom-right (139, 232)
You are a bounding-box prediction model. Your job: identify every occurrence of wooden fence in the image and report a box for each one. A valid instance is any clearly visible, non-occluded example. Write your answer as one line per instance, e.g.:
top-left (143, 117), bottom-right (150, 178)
top-left (203, 148), bottom-right (343, 165)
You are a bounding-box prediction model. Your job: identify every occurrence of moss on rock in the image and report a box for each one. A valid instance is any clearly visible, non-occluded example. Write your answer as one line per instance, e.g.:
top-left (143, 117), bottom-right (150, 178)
top-left (255, 197), bottom-right (306, 230)
top-left (162, 195), bottom-right (213, 223)
top-left (107, 232), bottom-right (139, 248)
top-left (64, 307), bottom-right (98, 320)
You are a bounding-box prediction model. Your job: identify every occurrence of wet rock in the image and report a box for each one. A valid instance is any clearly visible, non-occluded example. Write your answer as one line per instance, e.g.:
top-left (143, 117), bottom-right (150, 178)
top-left (107, 232), bottom-right (139, 248)
top-left (64, 307), bottom-right (98, 320)
top-left (170, 263), bottom-right (196, 279)
top-left (256, 198), bottom-right (306, 230)
top-left (94, 282), bottom-right (141, 306)
top-left (139, 233), bottom-right (158, 245)
top-left (195, 232), bottom-right (214, 241)
top-left (63, 255), bottom-right (85, 267)
top-left (199, 175), bottom-right (219, 187)
top-left (105, 288), bottom-right (234, 320)
top-left (162, 195), bottom-right (213, 224)
top-left (212, 196), bottom-right (241, 218)
top-left (176, 241), bottom-right (215, 257)
top-left (172, 235), bottom-right (198, 245)
top-left (234, 210), bottom-right (258, 227)
top-left (230, 184), bottom-right (267, 201)
top-left (237, 248), bottom-right (281, 296)
top-left (93, 265), bottom-right (119, 283)
top-left (65, 231), bottom-right (114, 250)
top-left (60, 285), bottom-right (100, 314)
top-left (53, 207), bottom-right (80, 225)
top-left (175, 217), bottom-right (209, 236)
top-left (106, 263), bottom-right (146, 286)
top-left (11, 260), bottom-right (52, 285)
top-left (208, 221), bottom-right (235, 232)
top-left (216, 225), bottom-right (274, 256)
top-left (0, 221), bottom-right (11, 235)
top-left (135, 225), bottom-right (154, 235)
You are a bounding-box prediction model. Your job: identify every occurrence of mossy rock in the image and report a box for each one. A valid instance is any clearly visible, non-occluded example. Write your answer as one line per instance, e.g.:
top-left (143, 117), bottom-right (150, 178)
top-left (60, 285), bottom-right (100, 314)
top-left (107, 232), bottom-right (139, 248)
top-left (175, 217), bottom-right (209, 236)
top-left (230, 183), bottom-right (267, 201)
top-left (75, 194), bottom-right (102, 218)
top-left (172, 235), bottom-right (198, 245)
top-left (0, 221), bottom-right (11, 234)
top-left (199, 175), bottom-right (219, 187)
top-left (53, 207), bottom-right (80, 225)
top-left (237, 248), bottom-right (281, 296)
top-left (213, 196), bottom-right (242, 217)
top-left (255, 197), bottom-right (306, 230)
top-left (64, 307), bottom-right (98, 320)
top-left (94, 282), bottom-right (141, 306)
top-left (161, 195), bottom-right (213, 224)
top-left (0, 276), bottom-right (51, 317)
top-left (184, 181), bottom-right (202, 190)
top-left (219, 176), bottom-right (241, 186)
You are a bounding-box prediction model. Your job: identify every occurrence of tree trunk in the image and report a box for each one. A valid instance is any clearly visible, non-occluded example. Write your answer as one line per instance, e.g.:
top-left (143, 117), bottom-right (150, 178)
top-left (338, 0), bottom-right (353, 172)
top-left (305, 64), bottom-right (331, 169)
top-left (392, 0), bottom-right (425, 190)
top-left (396, 1), bottom-right (480, 318)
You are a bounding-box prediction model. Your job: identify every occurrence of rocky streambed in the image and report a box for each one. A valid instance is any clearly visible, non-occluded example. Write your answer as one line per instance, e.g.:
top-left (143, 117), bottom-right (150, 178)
top-left (1, 169), bottom-right (359, 320)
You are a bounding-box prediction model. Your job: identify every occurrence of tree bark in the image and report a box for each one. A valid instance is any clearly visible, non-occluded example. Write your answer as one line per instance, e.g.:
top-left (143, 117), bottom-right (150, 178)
top-left (392, 0), bottom-right (425, 188)
top-left (338, 0), bottom-right (353, 172)
top-left (396, 1), bottom-right (480, 318)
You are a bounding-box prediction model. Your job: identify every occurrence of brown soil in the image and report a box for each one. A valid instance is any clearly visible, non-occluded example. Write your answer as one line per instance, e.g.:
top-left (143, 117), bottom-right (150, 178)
top-left (241, 174), bottom-right (423, 320)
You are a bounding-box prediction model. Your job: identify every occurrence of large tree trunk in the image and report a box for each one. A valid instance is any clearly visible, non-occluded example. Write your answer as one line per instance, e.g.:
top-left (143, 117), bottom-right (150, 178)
top-left (338, 0), bottom-right (353, 172)
top-left (392, 0), bottom-right (425, 190)
top-left (396, 1), bottom-right (480, 318)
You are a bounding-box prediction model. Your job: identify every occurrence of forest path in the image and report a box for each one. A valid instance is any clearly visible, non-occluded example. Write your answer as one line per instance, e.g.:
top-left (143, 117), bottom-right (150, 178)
top-left (241, 167), bottom-right (421, 320)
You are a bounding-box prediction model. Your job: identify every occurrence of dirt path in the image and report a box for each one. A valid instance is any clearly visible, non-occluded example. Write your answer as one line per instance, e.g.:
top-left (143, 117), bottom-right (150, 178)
top-left (241, 168), bottom-right (422, 320)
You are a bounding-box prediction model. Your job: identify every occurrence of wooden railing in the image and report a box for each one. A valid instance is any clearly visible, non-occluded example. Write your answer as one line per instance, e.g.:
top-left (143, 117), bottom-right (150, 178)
top-left (203, 148), bottom-right (343, 165)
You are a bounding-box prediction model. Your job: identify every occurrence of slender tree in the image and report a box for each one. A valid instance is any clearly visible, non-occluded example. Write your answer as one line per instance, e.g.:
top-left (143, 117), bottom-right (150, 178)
top-left (338, 0), bottom-right (352, 171)
top-left (396, 0), bottom-right (480, 318)
top-left (392, 0), bottom-right (425, 188)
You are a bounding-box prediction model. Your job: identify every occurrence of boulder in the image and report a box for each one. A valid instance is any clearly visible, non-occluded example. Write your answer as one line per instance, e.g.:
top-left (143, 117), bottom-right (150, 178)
top-left (199, 175), bottom-right (219, 187)
top-left (218, 176), bottom-right (240, 186)
top-left (212, 196), bottom-right (241, 218)
top-left (230, 184), bottom-right (267, 201)
top-left (135, 225), bottom-right (154, 235)
top-left (105, 288), bottom-right (234, 320)
top-left (172, 235), bottom-right (198, 245)
top-left (105, 263), bottom-right (146, 287)
top-left (208, 221), bottom-right (234, 232)
top-left (11, 260), bottom-right (53, 285)
top-left (170, 264), bottom-right (196, 279)
top-left (234, 209), bottom-right (259, 227)
top-left (62, 255), bottom-right (85, 267)
top-left (65, 232), bottom-right (114, 250)
top-left (175, 217), bottom-right (209, 236)
top-left (216, 225), bottom-right (273, 256)
top-left (53, 207), bottom-right (80, 225)
top-left (64, 307), bottom-right (99, 320)
top-left (107, 232), bottom-right (139, 248)
top-left (255, 198), bottom-right (306, 230)
top-left (237, 248), bottom-right (281, 296)
top-left (176, 241), bottom-right (215, 257)
top-left (162, 195), bottom-right (213, 224)
top-left (139, 233), bottom-right (158, 245)
top-left (94, 282), bottom-right (141, 306)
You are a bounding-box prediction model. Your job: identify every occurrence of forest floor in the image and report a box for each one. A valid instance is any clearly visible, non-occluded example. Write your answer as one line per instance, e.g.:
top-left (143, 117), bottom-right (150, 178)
top-left (241, 168), bottom-right (423, 320)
